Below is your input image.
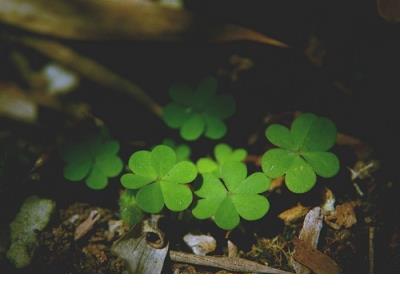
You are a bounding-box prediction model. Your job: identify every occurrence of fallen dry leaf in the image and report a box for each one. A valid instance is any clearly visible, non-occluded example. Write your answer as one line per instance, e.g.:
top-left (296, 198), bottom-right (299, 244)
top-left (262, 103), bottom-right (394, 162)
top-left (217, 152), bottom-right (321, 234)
top-left (278, 204), bottom-right (310, 225)
top-left (292, 207), bottom-right (323, 273)
top-left (227, 240), bottom-right (239, 258)
top-left (377, 0), bottom-right (400, 22)
top-left (183, 233), bottom-right (216, 256)
top-left (212, 24), bottom-right (289, 48)
top-left (325, 201), bottom-right (361, 230)
top-left (336, 133), bottom-right (372, 160)
top-left (293, 238), bottom-right (341, 274)
top-left (270, 176), bottom-right (285, 191)
top-left (321, 188), bottom-right (336, 215)
top-left (112, 215), bottom-right (168, 274)
top-left (0, 0), bottom-right (191, 40)
top-left (218, 54), bottom-right (254, 82)
top-left (0, 84), bottom-right (37, 123)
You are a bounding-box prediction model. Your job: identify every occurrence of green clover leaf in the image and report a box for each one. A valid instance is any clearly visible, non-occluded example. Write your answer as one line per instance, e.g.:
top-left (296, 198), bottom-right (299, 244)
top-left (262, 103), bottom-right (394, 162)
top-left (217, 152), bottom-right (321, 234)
top-left (62, 132), bottom-right (123, 190)
top-left (163, 77), bottom-right (236, 141)
top-left (262, 113), bottom-right (339, 194)
top-left (162, 138), bottom-right (191, 161)
top-left (196, 143), bottom-right (248, 175)
top-left (120, 145), bottom-right (198, 213)
top-left (193, 162), bottom-right (270, 230)
top-left (119, 190), bottom-right (144, 226)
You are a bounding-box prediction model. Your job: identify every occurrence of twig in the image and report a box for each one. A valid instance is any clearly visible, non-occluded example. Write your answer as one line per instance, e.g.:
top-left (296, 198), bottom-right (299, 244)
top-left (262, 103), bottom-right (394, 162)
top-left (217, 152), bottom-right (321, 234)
top-left (169, 251), bottom-right (292, 274)
top-left (369, 226), bottom-right (375, 273)
top-left (6, 35), bottom-right (163, 118)
top-left (74, 210), bottom-right (101, 241)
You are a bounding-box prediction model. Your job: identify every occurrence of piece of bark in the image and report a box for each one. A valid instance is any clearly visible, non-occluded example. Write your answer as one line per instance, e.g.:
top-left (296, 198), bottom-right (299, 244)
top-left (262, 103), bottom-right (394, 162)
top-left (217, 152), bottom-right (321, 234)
top-left (292, 207), bottom-right (323, 273)
top-left (293, 238), bottom-right (341, 274)
top-left (170, 251), bottom-right (291, 274)
top-left (112, 215), bottom-right (168, 274)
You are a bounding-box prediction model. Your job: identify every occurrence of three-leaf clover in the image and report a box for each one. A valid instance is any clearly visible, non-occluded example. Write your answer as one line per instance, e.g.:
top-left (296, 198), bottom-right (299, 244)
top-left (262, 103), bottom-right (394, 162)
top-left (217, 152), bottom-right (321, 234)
top-left (119, 190), bottom-right (144, 226)
top-left (120, 145), bottom-right (198, 213)
top-left (62, 133), bottom-right (123, 190)
top-left (162, 138), bottom-right (191, 161)
top-left (197, 143), bottom-right (247, 175)
top-left (261, 113), bottom-right (339, 194)
top-left (193, 162), bottom-right (271, 230)
top-left (163, 76), bottom-right (235, 141)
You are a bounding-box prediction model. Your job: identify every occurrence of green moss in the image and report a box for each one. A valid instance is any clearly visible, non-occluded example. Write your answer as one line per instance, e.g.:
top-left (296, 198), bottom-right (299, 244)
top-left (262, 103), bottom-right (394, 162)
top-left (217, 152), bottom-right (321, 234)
top-left (7, 196), bottom-right (55, 268)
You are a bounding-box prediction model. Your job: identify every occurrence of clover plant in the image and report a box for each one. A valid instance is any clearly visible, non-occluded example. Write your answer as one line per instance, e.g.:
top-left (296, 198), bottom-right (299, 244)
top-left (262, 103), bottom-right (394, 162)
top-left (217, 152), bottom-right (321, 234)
top-left (62, 131), bottom-right (123, 190)
top-left (193, 162), bottom-right (271, 230)
top-left (163, 76), bottom-right (235, 141)
top-left (162, 138), bottom-right (191, 161)
top-left (261, 113), bottom-right (339, 193)
top-left (196, 143), bottom-right (247, 175)
top-left (119, 190), bottom-right (143, 226)
top-left (120, 145), bottom-right (198, 213)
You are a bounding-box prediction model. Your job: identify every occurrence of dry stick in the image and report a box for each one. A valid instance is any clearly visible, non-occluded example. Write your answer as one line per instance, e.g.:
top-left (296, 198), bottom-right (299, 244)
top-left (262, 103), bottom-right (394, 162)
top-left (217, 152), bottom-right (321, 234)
top-left (369, 226), bottom-right (375, 273)
top-left (170, 251), bottom-right (292, 274)
top-left (14, 36), bottom-right (163, 118)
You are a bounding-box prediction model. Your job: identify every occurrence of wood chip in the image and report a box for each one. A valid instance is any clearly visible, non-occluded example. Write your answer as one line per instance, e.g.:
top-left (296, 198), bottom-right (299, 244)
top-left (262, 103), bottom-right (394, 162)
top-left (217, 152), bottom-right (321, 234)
top-left (293, 238), bottom-right (341, 274)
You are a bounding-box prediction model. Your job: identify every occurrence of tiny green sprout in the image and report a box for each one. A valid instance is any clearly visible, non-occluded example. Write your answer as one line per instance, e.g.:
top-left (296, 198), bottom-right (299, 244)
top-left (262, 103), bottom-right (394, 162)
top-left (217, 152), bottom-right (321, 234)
top-left (193, 161), bottom-right (271, 230)
top-left (262, 113), bottom-right (340, 194)
top-left (163, 76), bottom-right (235, 141)
top-left (162, 138), bottom-right (191, 161)
top-left (197, 143), bottom-right (248, 175)
top-left (120, 145), bottom-right (198, 213)
top-left (119, 190), bottom-right (143, 226)
top-left (62, 132), bottom-right (123, 190)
